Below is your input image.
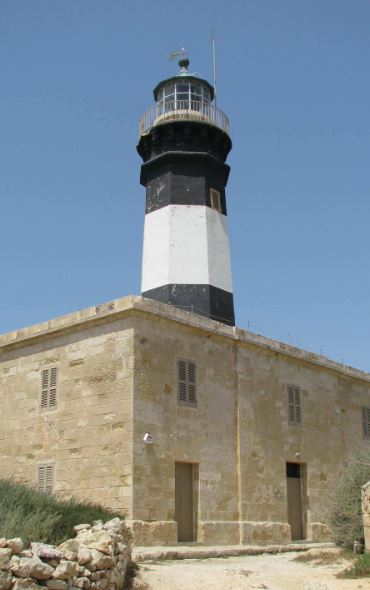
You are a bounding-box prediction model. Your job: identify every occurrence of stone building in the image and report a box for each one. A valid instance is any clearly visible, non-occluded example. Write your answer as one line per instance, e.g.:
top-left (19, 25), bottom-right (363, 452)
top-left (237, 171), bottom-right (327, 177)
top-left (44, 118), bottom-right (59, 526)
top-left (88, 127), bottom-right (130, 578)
top-left (1, 59), bottom-right (370, 546)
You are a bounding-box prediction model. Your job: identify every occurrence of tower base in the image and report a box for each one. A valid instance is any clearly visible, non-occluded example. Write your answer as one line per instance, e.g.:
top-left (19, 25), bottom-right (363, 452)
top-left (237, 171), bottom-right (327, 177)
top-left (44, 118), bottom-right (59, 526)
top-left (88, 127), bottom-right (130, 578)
top-left (142, 284), bottom-right (235, 326)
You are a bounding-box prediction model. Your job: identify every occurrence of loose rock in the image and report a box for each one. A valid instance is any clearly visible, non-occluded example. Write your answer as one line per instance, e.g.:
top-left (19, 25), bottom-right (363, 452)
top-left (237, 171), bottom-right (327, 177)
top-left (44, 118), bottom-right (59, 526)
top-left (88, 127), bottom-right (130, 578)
top-left (77, 533), bottom-right (112, 557)
top-left (74, 526), bottom-right (91, 534)
top-left (0, 549), bottom-right (12, 571)
top-left (46, 581), bottom-right (68, 590)
top-left (0, 571), bottom-right (12, 590)
top-left (11, 558), bottom-right (54, 581)
top-left (89, 551), bottom-right (113, 571)
top-left (71, 577), bottom-right (90, 589)
top-left (94, 579), bottom-right (108, 590)
top-left (52, 561), bottom-right (77, 580)
top-left (6, 540), bottom-right (24, 555)
top-left (0, 519), bottom-right (130, 590)
top-left (12, 580), bottom-right (44, 590)
top-left (77, 548), bottom-right (91, 566)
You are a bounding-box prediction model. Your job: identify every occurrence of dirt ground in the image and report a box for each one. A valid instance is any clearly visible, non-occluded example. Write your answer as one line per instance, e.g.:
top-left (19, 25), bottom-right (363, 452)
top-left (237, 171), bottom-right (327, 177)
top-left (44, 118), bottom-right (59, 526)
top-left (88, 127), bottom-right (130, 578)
top-left (132, 551), bottom-right (369, 590)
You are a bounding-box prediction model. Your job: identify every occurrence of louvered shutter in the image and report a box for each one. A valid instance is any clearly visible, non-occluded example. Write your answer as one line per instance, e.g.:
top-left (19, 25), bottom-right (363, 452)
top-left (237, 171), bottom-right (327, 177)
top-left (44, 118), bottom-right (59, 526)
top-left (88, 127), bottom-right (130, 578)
top-left (38, 464), bottom-right (54, 494)
top-left (288, 386), bottom-right (296, 423)
top-left (362, 407), bottom-right (370, 439)
top-left (45, 465), bottom-right (54, 494)
top-left (38, 465), bottom-right (46, 492)
top-left (178, 360), bottom-right (188, 402)
top-left (177, 359), bottom-right (197, 406)
top-left (41, 367), bottom-right (58, 409)
top-left (287, 385), bottom-right (301, 425)
top-left (294, 387), bottom-right (301, 424)
top-left (49, 367), bottom-right (57, 407)
top-left (41, 370), bottom-right (49, 408)
top-left (187, 362), bottom-right (197, 405)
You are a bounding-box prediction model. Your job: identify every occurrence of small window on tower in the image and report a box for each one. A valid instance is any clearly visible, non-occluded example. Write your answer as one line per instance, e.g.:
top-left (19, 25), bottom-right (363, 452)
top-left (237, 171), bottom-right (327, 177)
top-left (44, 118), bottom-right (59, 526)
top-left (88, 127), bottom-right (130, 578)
top-left (37, 463), bottom-right (55, 495)
top-left (177, 358), bottom-right (197, 407)
top-left (210, 188), bottom-right (221, 212)
top-left (362, 407), bottom-right (370, 440)
top-left (40, 367), bottom-right (58, 410)
top-left (287, 385), bottom-right (302, 425)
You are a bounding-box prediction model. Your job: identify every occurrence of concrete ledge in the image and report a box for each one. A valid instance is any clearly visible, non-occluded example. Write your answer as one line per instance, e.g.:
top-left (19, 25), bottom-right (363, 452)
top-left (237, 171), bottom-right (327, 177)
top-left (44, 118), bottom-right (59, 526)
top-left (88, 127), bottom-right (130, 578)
top-left (133, 541), bottom-right (335, 562)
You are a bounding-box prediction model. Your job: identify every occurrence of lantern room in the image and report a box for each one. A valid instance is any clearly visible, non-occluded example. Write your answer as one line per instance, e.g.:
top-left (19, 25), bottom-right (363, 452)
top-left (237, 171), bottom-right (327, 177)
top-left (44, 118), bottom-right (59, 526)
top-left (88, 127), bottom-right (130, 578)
top-left (139, 58), bottom-right (229, 136)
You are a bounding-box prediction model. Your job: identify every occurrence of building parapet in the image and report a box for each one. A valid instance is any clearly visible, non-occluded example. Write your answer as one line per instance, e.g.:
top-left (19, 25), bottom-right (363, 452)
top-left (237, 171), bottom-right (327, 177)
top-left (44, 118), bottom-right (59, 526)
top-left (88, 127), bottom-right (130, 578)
top-left (1, 295), bottom-right (369, 383)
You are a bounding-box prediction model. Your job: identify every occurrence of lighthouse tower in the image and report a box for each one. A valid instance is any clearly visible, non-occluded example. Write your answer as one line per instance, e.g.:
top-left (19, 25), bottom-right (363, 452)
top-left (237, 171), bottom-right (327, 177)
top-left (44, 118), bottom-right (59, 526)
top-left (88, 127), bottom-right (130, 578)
top-left (137, 57), bottom-right (235, 326)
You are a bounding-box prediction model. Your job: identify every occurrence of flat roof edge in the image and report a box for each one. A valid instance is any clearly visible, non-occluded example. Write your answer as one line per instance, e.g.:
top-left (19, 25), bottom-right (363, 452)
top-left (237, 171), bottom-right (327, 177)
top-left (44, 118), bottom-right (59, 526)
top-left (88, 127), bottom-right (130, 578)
top-left (1, 295), bottom-right (369, 383)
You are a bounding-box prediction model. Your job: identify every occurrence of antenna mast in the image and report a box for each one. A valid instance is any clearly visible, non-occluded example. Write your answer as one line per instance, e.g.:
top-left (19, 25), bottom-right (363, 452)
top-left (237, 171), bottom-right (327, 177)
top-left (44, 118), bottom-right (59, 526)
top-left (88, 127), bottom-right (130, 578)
top-left (212, 31), bottom-right (217, 106)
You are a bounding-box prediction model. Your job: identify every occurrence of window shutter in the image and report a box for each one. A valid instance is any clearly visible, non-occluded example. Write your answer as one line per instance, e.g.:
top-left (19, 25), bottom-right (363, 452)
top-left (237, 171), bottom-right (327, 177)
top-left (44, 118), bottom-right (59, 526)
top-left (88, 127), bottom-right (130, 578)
top-left (187, 362), bottom-right (197, 405)
top-left (41, 367), bottom-right (58, 409)
top-left (177, 360), bottom-right (188, 402)
top-left (45, 465), bottom-right (54, 494)
top-left (177, 359), bottom-right (197, 406)
top-left (38, 464), bottom-right (54, 495)
top-left (49, 367), bottom-right (57, 407)
top-left (41, 370), bottom-right (49, 408)
top-left (288, 387), bottom-right (296, 423)
top-left (362, 407), bottom-right (370, 439)
top-left (294, 388), bottom-right (301, 424)
top-left (287, 385), bottom-right (301, 425)
top-left (37, 465), bottom-right (45, 492)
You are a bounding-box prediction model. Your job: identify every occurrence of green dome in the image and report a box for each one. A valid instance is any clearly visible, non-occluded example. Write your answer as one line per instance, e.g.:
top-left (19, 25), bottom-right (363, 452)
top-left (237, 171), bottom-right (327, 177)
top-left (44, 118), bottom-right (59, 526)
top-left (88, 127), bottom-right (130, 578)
top-left (153, 58), bottom-right (214, 102)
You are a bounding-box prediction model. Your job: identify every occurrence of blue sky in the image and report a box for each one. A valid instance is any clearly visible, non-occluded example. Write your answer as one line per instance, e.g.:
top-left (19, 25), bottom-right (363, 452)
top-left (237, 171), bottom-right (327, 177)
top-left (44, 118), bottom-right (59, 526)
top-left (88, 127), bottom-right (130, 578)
top-left (1, 0), bottom-right (370, 370)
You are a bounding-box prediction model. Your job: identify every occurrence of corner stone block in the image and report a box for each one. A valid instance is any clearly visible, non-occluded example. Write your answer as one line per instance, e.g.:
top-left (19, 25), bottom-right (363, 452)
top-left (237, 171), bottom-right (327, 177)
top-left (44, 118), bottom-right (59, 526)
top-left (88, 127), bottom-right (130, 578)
top-left (242, 521), bottom-right (291, 545)
top-left (126, 520), bottom-right (177, 546)
top-left (197, 521), bottom-right (239, 545)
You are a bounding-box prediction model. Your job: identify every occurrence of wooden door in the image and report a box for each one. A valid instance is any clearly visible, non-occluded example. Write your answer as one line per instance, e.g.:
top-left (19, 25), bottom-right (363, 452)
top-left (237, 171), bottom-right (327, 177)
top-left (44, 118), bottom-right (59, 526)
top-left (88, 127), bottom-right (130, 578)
top-left (286, 463), bottom-right (303, 540)
top-left (175, 462), bottom-right (194, 542)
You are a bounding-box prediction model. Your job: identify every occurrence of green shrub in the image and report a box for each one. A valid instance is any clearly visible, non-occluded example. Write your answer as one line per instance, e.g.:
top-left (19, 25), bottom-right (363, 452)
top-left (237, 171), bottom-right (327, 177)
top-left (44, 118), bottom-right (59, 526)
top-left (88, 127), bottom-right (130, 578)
top-left (330, 449), bottom-right (370, 548)
top-left (342, 552), bottom-right (370, 578)
top-left (0, 479), bottom-right (122, 545)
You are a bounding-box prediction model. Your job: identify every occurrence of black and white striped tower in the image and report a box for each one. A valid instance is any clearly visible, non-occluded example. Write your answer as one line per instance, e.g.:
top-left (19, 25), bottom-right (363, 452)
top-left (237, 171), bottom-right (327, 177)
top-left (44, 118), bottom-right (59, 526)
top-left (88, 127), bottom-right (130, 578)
top-left (137, 57), bottom-right (235, 326)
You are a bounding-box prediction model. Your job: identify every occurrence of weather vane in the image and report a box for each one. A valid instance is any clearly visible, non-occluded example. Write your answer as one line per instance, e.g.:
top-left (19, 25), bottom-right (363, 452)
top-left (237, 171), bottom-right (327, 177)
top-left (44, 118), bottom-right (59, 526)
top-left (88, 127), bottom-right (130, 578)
top-left (168, 48), bottom-right (189, 61)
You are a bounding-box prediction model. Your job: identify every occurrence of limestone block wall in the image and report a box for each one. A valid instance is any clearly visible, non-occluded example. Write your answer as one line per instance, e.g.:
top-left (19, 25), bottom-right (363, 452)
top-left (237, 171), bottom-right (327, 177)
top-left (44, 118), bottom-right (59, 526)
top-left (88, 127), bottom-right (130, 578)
top-left (0, 518), bottom-right (131, 590)
top-left (2, 296), bottom-right (370, 547)
top-left (0, 304), bottom-right (135, 515)
top-left (130, 302), bottom-right (370, 545)
top-left (131, 314), bottom-right (239, 545)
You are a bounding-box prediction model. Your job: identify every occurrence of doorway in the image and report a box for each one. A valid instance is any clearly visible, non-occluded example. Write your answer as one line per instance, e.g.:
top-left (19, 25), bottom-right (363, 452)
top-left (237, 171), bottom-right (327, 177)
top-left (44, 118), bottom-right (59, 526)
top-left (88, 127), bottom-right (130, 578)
top-left (286, 462), bottom-right (305, 540)
top-left (175, 462), bottom-right (194, 542)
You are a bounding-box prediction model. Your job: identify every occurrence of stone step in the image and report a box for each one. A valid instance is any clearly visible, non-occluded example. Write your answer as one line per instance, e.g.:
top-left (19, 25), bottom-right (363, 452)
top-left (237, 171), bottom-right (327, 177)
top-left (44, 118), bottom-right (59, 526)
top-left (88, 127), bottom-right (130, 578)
top-left (133, 541), bottom-right (335, 562)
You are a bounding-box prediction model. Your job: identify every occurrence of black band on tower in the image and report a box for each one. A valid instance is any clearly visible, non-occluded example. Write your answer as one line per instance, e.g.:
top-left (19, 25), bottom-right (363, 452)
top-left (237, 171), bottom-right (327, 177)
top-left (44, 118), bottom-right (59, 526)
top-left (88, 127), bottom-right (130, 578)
top-left (142, 284), bottom-right (235, 326)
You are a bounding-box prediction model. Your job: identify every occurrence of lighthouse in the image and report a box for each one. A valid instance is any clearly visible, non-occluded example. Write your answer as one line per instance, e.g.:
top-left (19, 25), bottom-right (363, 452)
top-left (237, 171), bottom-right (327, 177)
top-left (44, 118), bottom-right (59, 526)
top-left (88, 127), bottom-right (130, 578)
top-left (137, 57), bottom-right (235, 326)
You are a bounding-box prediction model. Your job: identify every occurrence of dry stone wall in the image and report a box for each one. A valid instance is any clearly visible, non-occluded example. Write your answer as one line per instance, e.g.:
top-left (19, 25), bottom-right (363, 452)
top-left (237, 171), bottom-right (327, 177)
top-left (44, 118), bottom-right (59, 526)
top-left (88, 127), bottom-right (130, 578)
top-left (0, 519), bottom-right (131, 590)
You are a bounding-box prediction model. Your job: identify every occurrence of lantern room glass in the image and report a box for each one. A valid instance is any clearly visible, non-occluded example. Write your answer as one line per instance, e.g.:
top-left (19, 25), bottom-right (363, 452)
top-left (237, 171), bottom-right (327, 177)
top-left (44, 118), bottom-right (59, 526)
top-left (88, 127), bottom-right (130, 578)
top-left (157, 81), bottom-right (211, 115)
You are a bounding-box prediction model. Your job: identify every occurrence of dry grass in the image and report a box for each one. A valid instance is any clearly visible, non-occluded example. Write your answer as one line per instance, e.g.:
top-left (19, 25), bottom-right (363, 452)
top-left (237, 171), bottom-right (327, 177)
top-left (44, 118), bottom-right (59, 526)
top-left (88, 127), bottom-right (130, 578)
top-left (339, 553), bottom-right (370, 579)
top-left (0, 478), bottom-right (121, 545)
